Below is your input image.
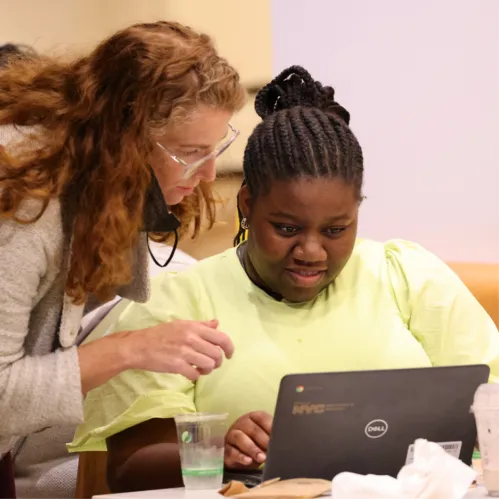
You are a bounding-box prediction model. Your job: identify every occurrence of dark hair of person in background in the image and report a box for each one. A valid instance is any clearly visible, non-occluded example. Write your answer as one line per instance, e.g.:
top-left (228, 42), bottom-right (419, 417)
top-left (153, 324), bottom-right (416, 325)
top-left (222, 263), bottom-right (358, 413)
top-left (0, 43), bottom-right (37, 67)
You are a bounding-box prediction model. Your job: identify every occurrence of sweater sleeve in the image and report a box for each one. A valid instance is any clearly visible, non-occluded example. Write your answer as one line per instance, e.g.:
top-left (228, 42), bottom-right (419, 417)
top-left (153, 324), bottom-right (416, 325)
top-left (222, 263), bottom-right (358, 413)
top-left (385, 239), bottom-right (499, 382)
top-left (0, 201), bottom-right (83, 449)
top-left (69, 268), bottom-right (203, 452)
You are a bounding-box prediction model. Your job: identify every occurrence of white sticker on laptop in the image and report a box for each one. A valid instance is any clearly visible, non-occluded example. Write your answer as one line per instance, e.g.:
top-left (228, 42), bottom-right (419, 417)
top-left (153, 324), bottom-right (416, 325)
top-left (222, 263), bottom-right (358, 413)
top-left (405, 441), bottom-right (462, 465)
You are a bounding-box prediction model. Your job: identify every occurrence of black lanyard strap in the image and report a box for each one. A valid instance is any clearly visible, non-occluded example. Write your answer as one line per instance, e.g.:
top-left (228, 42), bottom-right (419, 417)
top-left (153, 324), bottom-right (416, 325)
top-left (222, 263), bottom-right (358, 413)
top-left (147, 229), bottom-right (179, 268)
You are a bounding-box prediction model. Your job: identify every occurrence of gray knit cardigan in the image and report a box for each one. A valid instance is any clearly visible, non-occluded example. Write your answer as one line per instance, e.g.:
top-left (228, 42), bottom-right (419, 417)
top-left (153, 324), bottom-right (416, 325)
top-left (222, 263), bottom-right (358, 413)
top-left (0, 125), bottom-right (150, 456)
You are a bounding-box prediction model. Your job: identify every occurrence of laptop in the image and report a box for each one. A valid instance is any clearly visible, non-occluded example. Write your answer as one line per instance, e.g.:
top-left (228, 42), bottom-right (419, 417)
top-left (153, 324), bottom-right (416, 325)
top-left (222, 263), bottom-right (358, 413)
top-left (256, 365), bottom-right (489, 482)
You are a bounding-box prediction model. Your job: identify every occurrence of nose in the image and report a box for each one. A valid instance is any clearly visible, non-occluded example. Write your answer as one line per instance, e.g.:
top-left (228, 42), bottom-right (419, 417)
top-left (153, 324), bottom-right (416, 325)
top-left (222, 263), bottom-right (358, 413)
top-left (292, 233), bottom-right (327, 263)
top-left (195, 157), bottom-right (217, 183)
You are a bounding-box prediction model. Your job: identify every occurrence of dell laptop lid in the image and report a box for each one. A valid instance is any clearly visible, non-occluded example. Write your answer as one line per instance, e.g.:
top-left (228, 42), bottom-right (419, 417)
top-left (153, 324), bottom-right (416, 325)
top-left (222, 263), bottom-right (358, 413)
top-left (263, 365), bottom-right (489, 482)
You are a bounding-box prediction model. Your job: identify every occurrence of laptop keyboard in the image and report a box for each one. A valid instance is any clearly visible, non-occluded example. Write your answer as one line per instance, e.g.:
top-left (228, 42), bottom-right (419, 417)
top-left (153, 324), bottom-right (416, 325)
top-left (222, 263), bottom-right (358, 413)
top-left (223, 470), bottom-right (263, 488)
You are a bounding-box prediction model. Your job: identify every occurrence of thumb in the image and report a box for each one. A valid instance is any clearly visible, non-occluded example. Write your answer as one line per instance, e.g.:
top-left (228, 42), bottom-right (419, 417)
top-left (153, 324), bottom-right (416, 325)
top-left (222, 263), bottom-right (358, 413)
top-left (200, 319), bottom-right (219, 328)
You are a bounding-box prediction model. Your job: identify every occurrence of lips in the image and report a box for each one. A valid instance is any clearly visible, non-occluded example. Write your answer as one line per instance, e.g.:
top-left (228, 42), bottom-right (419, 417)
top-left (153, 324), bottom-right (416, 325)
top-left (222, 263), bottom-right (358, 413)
top-left (176, 186), bottom-right (195, 195)
top-left (285, 268), bottom-right (326, 287)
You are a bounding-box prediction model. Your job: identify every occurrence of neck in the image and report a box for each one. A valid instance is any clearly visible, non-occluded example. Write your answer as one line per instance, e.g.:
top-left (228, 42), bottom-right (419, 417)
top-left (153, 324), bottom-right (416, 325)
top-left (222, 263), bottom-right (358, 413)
top-left (238, 243), bottom-right (282, 301)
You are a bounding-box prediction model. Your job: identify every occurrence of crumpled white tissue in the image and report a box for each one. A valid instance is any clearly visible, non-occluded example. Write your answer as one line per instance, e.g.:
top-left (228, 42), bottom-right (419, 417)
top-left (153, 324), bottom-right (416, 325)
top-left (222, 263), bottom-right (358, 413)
top-left (331, 439), bottom-right (477, 499)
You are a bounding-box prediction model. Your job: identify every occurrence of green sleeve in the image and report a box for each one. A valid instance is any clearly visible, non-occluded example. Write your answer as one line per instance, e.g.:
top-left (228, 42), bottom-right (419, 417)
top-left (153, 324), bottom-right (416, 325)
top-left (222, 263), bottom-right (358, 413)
top-left (385, 240), bottom-right (498, 382)
top-left (69, 270), bottom-right (205, 452)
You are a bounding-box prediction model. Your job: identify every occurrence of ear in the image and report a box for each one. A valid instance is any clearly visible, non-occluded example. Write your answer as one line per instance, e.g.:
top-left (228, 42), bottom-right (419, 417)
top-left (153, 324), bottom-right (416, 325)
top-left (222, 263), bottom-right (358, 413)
top-left (237, 184), bottom-right (252, 220)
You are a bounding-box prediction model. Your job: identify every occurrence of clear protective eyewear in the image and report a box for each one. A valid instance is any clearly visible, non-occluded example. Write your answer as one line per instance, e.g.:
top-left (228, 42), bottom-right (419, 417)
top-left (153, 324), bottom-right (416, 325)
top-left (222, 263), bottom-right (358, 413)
top-left (156, 123), bottom-right (240, 179)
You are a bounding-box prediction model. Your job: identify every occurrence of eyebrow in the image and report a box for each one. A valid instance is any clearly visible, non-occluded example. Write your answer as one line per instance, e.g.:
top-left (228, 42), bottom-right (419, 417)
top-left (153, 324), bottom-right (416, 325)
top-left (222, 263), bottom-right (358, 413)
top-left (268, 211), bottom-right (352, 223)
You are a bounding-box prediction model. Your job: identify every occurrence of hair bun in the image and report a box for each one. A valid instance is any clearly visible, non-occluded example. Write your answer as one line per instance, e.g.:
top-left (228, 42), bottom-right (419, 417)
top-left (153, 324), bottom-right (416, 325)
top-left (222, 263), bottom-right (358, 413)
top-left (254, 65), bottom-right (350, 124)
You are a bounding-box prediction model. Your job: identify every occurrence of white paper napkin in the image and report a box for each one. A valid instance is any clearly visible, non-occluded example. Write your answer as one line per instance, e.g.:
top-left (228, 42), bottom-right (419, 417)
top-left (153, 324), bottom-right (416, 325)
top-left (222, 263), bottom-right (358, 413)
top-left (331, 439), bottom-right (477, 499)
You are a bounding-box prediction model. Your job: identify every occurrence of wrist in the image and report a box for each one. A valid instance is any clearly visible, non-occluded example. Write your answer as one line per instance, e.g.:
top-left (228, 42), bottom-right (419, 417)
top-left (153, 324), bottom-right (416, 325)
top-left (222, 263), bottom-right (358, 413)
top-left (78, 330), bottom-right (139, 395)
top-left (107, 329), bottom-right (140, 372)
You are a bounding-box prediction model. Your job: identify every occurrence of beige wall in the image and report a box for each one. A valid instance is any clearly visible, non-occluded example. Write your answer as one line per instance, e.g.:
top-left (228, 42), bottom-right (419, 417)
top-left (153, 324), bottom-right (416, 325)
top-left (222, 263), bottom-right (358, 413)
top-left (1, 0), bottom-right (271, 75)
top-left (1, 0), bottom-right (103, 52)
top-left (99, 0), bottom-right (168, 35)
top-left (1, 0), bottom-right (271, 171)
top-left (164, 0), bottom-right (271, 86)
top-left (0, 0), bottom-right (166, 51)
top-left (164, 1), bottom-right (272, 171)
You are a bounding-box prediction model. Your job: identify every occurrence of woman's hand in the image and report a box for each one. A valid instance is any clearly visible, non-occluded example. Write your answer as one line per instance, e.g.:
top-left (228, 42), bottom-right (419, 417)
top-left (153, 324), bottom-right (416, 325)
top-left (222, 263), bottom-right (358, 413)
top-left (121, 319), bottom-right (234, 380)
top-left (79, 319), bottom-right (233, 394)
top-left (224, 411), bottom-right (273, 470)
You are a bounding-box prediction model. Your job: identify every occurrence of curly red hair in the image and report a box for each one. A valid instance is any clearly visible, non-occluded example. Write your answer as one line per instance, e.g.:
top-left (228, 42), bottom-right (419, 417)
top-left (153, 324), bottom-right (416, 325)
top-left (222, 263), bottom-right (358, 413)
top-left (0, 21), bottom-right (245, 304)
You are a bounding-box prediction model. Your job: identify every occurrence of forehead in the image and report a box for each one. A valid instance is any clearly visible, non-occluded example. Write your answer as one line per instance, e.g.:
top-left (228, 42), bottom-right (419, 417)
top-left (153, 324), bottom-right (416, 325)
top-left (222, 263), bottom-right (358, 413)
top-left (163, 106), bottom-right (232, 144)
top-left (255, 177), bottom-right (359, 217)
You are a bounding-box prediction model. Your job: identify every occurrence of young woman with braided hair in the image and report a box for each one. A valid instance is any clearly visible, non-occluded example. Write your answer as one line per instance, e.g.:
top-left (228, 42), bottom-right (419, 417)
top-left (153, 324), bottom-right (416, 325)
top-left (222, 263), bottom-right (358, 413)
top-left (71, 66), bottom-right (497, 492)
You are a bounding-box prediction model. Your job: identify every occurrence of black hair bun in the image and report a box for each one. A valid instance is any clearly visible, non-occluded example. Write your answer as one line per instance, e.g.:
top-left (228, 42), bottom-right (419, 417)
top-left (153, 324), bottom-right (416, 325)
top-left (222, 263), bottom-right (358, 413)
top-left (254, 65), bottom-right (350, 124)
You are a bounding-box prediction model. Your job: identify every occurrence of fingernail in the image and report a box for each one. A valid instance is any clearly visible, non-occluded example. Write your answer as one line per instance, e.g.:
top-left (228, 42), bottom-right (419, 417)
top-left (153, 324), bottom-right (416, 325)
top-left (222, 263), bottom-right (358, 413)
top-left (256, 452), bottom-right (266, 463)
top-left (243, 456), bottom-right (252, 465)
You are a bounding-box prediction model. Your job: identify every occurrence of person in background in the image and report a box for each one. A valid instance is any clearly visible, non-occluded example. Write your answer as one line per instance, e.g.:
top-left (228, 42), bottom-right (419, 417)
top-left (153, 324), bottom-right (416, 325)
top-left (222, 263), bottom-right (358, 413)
top-left (0, 43), bottom-right (37, 67)
top-left (70, 66), bottom-right (498, 493)
top-left (0, 21), bottom-right (245, 497)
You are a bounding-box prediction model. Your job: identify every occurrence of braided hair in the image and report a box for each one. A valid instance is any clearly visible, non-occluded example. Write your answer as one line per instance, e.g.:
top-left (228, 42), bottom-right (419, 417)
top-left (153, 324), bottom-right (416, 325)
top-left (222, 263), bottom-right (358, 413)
top-left (234, 65), bottom-right (363, 245)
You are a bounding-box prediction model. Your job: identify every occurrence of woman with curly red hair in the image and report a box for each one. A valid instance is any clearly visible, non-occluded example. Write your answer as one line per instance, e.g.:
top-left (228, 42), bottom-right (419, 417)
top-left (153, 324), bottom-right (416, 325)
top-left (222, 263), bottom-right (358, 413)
top-left (0, 20), bottom-right (245, 468)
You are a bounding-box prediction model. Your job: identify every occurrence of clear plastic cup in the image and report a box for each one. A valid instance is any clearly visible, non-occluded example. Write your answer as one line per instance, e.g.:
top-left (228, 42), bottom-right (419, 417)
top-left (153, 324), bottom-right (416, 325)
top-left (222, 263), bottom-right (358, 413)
top-left (174, 413), bottom-right (227, 490)
top-left (471, 384), bottom-right (499, 497)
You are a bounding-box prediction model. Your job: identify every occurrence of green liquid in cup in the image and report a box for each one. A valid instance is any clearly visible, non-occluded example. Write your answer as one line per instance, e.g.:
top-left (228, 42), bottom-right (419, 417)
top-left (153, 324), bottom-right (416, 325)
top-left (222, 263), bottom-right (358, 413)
top-left (182, 467), bottom-right (223, 477)
top-left (175, 413), bottom-right (227, 490)
top-left (181, 467), bottom-right (223, 489)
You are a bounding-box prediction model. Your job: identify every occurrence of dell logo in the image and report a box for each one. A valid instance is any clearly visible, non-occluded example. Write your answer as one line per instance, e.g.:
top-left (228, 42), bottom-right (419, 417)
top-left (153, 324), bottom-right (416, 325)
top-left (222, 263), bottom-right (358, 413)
top-left (364, 419), bottom-right (388, 438)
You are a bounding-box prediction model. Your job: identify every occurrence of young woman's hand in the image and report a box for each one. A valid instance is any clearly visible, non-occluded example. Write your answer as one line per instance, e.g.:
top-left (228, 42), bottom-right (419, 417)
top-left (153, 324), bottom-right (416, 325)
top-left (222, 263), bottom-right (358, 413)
top-left (121, 319), bottom-right (234, 380)
top-left (224, 411), bottom-right (273, 469)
